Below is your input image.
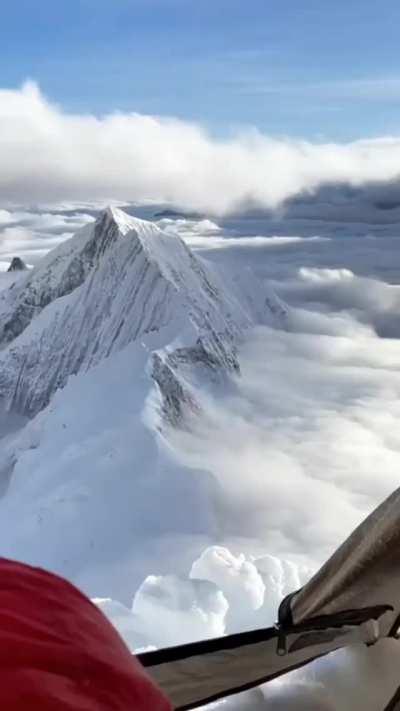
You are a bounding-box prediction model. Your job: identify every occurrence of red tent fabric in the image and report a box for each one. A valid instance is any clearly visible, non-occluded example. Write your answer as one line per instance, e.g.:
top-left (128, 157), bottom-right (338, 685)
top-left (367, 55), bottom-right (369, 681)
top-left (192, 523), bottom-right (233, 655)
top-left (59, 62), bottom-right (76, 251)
top-left (0, 558), bottom-right (172, 710)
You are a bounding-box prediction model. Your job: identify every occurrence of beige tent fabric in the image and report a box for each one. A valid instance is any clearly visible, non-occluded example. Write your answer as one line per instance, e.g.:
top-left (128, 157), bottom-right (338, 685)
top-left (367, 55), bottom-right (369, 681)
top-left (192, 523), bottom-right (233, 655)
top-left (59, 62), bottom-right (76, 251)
top-left (142, 618), bottom-right (375, 709)
top-left (283, 487), bottom-right (400, 636)
top-left (140, 486), bottom-right (400, 709)
top-left (384, 686), bottom-right (400, 711)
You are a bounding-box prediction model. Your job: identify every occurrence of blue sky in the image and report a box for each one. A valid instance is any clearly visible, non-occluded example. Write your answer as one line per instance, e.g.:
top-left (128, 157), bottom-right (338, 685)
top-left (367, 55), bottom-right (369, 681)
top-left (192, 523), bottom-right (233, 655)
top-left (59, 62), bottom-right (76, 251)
top-left (2, 0), bottom-right (400, 140)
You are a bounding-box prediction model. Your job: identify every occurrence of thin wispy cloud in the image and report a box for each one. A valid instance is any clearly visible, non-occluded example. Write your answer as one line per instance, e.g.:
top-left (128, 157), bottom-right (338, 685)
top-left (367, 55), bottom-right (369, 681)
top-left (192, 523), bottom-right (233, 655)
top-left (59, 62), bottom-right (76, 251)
top-left (236, 77), bottom-right (400, 101)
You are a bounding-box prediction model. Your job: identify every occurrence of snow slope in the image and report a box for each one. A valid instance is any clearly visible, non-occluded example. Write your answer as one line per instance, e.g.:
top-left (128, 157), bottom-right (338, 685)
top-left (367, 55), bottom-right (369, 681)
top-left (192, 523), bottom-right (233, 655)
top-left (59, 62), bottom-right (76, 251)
top-left (0, 330), bottom-right (220, 599)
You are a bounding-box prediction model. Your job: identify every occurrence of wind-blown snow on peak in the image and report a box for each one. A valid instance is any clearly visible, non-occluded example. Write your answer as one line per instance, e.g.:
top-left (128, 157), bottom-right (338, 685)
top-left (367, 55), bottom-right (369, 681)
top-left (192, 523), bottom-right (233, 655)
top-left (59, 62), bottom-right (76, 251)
top-left (0, 207), bottom-right (286, 418)
top-left (103, 205), bottom-right (151, 234)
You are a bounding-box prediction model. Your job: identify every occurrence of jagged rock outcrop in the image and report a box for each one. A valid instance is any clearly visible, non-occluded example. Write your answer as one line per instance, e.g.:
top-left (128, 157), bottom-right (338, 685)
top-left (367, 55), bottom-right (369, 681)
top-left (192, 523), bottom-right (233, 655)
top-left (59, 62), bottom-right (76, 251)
top-left (7, 257), bottom-right (28, 273)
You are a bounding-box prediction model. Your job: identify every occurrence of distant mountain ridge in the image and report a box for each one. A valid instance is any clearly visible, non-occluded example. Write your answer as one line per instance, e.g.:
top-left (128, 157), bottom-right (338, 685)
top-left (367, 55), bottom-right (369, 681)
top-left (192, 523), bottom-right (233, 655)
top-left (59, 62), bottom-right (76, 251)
top-left (7, 257), bottom-right (27, 273)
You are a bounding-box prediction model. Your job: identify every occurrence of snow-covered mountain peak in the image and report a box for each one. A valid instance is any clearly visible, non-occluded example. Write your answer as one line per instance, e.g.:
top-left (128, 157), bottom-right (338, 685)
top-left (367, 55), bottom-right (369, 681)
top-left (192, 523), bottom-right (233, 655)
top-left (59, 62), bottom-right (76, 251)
top-left (0, 208), bottom-right (154, 347)
top-left (99, 206), bottom-right (203, 283)
top-left (0, 208), bottom-right (286, 418)
top-left (102, 205), bottom-right (142, 233)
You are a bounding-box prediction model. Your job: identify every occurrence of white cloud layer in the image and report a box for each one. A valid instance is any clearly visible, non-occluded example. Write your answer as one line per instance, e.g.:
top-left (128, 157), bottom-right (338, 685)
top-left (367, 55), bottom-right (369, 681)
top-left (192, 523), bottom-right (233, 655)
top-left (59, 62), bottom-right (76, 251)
top-left (2, 82), bottom-right (400, 213)
top-left (0, 208), bottom-right (94, 265)
top-left (171, 315), bottom-right (400, 569)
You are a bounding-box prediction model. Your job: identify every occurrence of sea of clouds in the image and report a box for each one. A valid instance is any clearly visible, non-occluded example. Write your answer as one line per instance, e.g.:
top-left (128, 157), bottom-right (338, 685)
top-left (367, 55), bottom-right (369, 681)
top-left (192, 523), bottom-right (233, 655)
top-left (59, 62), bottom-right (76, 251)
top-left (153, 214), bottom-right (400, 709)
top-left (2, 197), bottom-right (400, 708)
top-left (2, 83), bottom-right (400, 706)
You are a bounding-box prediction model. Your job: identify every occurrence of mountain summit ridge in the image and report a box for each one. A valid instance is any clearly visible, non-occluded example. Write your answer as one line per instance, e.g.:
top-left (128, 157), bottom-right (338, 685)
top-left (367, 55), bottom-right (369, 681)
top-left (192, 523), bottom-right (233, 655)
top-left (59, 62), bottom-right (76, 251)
top-left (0, 208), bottom-right (286, 418)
